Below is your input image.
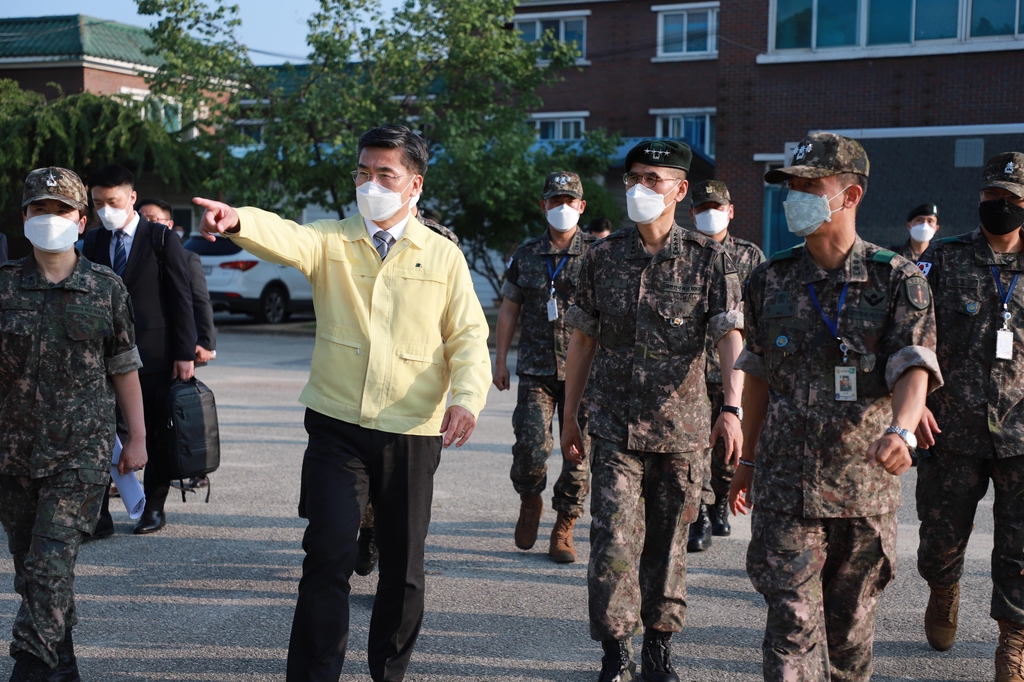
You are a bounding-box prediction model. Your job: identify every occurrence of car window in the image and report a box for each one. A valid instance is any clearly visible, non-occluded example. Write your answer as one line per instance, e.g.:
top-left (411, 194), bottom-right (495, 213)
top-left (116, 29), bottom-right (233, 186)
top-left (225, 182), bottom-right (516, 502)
top-left (184, 236), bottom-right (244, 256)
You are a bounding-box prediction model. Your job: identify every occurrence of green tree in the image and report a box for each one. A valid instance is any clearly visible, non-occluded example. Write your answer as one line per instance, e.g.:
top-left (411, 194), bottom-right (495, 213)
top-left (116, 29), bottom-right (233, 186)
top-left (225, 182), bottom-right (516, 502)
top-left (140, 0), bottom-right (620, 296)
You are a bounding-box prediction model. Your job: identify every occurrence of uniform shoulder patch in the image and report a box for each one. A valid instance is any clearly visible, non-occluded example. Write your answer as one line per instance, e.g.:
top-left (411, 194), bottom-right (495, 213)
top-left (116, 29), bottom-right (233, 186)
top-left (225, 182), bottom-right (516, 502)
top-left (88, 261), bottom-right (119, 279)
top-left (871, 249), bottom-right (897, 264)
top-left (905, 276), bottom-right (931, 310)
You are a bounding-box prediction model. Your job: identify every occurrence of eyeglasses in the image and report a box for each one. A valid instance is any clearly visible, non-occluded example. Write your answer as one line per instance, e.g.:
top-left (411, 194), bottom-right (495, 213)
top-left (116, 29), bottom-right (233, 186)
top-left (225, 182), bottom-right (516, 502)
top-left (622, 172), bottom-right (680, 189)
top-left (351, 170), bottom-right (409, 188)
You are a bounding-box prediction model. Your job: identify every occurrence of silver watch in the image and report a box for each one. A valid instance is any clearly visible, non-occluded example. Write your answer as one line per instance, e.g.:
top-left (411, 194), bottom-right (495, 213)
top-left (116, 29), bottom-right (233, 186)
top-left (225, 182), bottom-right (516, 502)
top-left (885, 425), bottom-right (918, 450)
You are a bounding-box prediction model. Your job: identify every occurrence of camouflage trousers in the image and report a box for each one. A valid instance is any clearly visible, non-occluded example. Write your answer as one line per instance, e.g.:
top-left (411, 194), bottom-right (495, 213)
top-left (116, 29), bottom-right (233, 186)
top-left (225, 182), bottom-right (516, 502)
top-left (747, 507), bottom-right (896, 682)
top-left (699, 383), bottom-right (735, 505)
top-left (588, 437), bottom-right (702, 641)
top-left (916, 449), bottom-right (1024, 624)
top-left (511, 374), bottom-right (590, 517)
top-left (0, 468), bottom-right (108, 666)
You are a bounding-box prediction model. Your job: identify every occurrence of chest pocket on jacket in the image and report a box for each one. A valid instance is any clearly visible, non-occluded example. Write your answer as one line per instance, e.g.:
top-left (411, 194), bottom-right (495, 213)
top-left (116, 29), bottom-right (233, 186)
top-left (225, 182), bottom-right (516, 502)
top-left (655, 294), bottom-right (703, 353)
top-left (65, 307), bottom-right (112, 342)
top-left (1, 308), bottom-right (38, 337)
top-left (517, 260), bottom-right (549, 290)
top-left (597, 281), bottom-right (633, 350)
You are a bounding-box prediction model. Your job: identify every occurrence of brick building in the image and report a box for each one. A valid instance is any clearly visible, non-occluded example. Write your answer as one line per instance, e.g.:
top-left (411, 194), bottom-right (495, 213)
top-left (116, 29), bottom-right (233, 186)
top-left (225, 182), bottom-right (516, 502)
top-left (515, 0), bottom-right (1024, 251)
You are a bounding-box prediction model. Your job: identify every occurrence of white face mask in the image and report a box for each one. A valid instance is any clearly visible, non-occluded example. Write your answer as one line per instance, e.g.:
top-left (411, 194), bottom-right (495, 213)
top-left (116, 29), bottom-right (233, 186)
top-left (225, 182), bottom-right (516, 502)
top-left (626, 181), bottom-right (679, 225)
top-left (24, 214), bottom-right (80, 254)
top-left (356, 179), bottom-right (414, 223)
top-left (694, 207), bottom-right (730, 235)
top-left (782, 186), bottom-right (851, 238)
top-left (546, 204), bottom-right (580, 233)
top-left (909, 221), bottom-right (937, 243)
top-left (97, 205), bottom-right (130, 231)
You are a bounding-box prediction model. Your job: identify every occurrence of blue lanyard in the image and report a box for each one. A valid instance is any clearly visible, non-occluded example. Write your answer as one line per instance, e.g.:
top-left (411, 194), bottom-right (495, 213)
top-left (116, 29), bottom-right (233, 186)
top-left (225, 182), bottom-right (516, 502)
top-left (546, 255), bottom-right (570, 297)
top-left (991, 266), bottom-right (1020, 325)
top-left (807, 281), bottom-right (851, 359)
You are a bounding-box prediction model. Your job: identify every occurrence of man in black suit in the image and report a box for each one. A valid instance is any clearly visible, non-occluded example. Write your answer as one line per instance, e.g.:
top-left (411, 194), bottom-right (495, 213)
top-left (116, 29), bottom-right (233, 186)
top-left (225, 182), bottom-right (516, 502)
top-left (0, 232), bottom-right (8, 263)
top-left (137, 198), bottom-right (217, 363)
top-left (86, 165), bottom-right (196, 535)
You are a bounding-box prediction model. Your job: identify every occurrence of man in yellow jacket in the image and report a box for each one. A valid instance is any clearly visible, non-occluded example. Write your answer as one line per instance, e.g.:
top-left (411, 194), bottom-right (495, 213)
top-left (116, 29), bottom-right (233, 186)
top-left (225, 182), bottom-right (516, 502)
top-left (195, 125), bottom-right (491, 682)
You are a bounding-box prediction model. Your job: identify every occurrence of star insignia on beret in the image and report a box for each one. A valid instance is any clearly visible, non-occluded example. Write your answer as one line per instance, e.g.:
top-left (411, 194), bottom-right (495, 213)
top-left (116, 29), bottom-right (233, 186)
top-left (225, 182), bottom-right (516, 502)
top-left (1006, 161), bottom-right (1016, 175)
top-left (46, 171), bottom-right (58, 187)
top-left (645, 147), bottom-right (669, 161)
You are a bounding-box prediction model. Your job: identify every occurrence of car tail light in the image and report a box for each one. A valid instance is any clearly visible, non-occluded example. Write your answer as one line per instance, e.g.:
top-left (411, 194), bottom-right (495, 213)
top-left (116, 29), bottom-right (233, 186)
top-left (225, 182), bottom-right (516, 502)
top-left (224, 293), bottom-right (242, 298)
top-left (220, 260), bottom-right (259, 271)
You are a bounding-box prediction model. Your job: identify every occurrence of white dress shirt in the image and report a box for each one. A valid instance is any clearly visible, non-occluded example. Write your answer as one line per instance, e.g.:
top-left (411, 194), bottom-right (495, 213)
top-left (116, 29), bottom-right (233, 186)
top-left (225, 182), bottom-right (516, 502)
top-left (363, 213), bottom-right (410, 248)
top-left (108, 212), bottom-right (141, 264)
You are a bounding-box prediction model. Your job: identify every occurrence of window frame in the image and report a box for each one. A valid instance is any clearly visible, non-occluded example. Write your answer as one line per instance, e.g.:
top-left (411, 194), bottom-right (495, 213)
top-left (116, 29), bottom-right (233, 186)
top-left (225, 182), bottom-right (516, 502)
top-left (652, 2), bottom-right (720, 61)
top-left (765, 0), bottom-right (1024, 61)
top-left (513, 10), bottom-right (591, 64)
top-left (530, 111), bottom-right (589, 141)
top-left (650, 107), bottom-right (716, 158)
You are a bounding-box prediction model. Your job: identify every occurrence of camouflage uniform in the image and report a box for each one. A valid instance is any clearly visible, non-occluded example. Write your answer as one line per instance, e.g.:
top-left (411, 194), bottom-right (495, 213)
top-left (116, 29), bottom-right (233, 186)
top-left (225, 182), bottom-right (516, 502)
top-left (891, 238), bottom-right (926, 264)
top-left (419, 217), bottom-right (460, 247)
top-left (565, 222), bottom-right (742, 640)
top-left (739, 238), bottom-right (941, 681)
top-left (0, 231), bottom-right (141, 665)
top-left (916, 219), bottom-right (1024, 626)
top-left (502, 227), bottom-right (593, 516)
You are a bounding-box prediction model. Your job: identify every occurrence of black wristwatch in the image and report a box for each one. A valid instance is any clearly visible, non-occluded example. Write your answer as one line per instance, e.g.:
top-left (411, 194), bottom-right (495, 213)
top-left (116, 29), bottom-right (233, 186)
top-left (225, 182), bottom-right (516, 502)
top-left (721, 405), bottom-right (743, 421)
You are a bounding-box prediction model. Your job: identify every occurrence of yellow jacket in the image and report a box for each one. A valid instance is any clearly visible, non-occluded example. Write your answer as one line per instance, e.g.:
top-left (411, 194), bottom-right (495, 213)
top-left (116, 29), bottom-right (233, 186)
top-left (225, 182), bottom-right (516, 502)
top-left (231, 208), bottom-right (490, 435)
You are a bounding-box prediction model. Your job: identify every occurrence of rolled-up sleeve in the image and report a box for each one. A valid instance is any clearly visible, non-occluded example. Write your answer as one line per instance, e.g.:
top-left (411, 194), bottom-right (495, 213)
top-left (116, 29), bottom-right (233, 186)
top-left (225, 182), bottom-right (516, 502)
top-left (565, 250), bottom-right (598, 338)
top-left (885, 345), bottom-right (943, 392)
top-left (104, 281), bottom-right (143, 376)
top-left (883, 269), bottom-right (943, 393)
top-left (706, 251), bottom-right (743, 345)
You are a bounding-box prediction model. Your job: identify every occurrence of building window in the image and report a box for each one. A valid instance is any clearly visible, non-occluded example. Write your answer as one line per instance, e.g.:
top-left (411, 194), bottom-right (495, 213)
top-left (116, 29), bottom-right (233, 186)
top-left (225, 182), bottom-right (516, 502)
top-left (653, 110), bottom-right (716, 158)
top-left (655, 3), bottom-right (719, 56)
top-left (531, 113), bottom-right (587, 141)
top-left (515, 15), bottom-right (587, 60)
top-left (773, 0), bottom-right (1024, 51)
top-left (954, 138), bottom-right (985, 167)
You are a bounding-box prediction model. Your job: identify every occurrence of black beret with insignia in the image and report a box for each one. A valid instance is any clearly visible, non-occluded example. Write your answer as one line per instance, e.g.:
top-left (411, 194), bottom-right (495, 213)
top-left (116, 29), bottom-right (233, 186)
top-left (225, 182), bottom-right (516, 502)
top-left (625, 139), bottom-right (692, 173)
top-left (906, 203), bottom-right (938, 222)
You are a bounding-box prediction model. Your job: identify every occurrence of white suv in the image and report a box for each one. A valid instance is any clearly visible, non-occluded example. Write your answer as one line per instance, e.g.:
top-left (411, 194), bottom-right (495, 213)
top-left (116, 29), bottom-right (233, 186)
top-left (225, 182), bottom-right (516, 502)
top-left (184, 237), bottom-right (313, 324)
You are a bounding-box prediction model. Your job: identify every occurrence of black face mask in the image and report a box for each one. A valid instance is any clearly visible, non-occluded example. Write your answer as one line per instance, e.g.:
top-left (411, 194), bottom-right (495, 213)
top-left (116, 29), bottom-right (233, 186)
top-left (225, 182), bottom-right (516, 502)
top-left (979, 198), bottom-right (1024, 236)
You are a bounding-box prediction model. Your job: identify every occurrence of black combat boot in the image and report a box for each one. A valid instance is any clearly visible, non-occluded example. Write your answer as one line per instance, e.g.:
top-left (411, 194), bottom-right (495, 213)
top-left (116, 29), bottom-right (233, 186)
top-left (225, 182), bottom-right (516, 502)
top-left (48, 628), bottom-right (82, 682)
top-left (708, 496), bottom-right (731, 537)
top-left (641, 630), bottom-right (680, 682)
top-left (598, 639), bottom-right (635, 682)
top-left (9, 651), bottom-right (52, 682)
top-left (354, 526), bottom-right (378, 576)
top-left (686, 504), bottom-right (713, 552)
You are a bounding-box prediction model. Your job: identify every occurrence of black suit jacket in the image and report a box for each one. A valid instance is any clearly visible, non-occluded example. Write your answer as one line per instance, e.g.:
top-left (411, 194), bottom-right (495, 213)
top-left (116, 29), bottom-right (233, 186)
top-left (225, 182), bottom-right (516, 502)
top-left (86, 217), bottom-right (196, 375)
top-left (185, 250), bottom-right (216, 351)
top-left (0, 233), bottom-right (8, 263)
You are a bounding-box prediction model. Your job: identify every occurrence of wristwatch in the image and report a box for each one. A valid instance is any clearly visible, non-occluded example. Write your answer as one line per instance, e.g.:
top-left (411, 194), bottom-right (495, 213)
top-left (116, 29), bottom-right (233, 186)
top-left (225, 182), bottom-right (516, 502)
top-left (721, 405), bottom-right (743, 421)
top-left (885, 425), bottom-right (918, 449)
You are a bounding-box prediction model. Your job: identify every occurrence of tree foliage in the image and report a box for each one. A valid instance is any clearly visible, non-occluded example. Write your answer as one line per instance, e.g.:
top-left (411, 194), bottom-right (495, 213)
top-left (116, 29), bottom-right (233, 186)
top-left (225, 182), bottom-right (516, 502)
top-left (140, 0), bottom-right (620, 295)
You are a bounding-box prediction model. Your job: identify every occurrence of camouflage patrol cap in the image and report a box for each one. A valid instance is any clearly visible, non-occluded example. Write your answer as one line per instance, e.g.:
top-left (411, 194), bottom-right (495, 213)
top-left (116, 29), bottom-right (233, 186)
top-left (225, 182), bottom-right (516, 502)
top-left (625, 139), bottom-right (692, 173)
top-left (980, 152), bottom-right (1024, 198)
top-left (542, 171), bottom-right (584, 200)
top-left (764, 132), bottom-right (870, 184)
top-left (691, 180), bottom-right (731, 207)
top-left (22, 167), bottom-right (88, 211)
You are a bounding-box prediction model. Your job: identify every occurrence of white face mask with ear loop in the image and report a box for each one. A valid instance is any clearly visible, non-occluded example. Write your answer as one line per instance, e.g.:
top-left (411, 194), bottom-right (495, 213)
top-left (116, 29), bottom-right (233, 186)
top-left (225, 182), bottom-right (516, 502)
top-left (782, 185), bottom-right (852, 237)
top-left (546, 204), bottom-right (581, 233)
top-left (909, 221), bottom-right (937, 243)
top-left (693, 207), bottom-right (730, 235)
top-left (97, 205), bottom-right (130, 231)
top-left (626, 180), bottom-right (681, 225)
top-left (24, 214), bottom-right (80, 253)
top-left (356, 178), bottom-right (416, 223)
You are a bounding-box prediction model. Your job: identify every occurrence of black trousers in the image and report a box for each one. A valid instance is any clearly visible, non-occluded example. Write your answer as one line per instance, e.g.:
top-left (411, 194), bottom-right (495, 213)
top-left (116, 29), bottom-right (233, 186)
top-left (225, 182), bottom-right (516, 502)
top-left (287, 409), bottom-right (441, 682)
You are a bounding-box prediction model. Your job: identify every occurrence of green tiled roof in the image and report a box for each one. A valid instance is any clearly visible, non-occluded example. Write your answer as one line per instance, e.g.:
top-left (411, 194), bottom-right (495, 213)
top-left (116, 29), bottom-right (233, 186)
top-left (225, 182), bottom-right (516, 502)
top-left (0, 15), bottom-right (162, 67)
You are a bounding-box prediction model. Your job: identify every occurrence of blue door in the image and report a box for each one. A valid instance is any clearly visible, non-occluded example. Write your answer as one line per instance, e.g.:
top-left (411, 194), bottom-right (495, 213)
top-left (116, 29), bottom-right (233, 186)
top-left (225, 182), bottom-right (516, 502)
top-left (762, 185), bottom-right (804, 256)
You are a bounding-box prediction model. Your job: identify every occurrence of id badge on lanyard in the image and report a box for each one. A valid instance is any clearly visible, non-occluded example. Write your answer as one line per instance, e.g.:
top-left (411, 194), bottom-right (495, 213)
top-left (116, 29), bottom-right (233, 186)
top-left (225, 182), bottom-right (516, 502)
top-left (546, 255), bottom-right (569, 323)
top-left (808, 281), bottom-right (857, 401)
top-left (992, 266), bottom-right (1019, 361)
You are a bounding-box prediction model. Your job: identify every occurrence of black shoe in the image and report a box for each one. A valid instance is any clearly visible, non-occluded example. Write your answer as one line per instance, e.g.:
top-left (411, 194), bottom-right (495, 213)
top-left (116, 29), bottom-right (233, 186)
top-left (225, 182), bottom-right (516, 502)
top-left (641, 630), bottom-right (680, 682)
top-left (88, 510), bottom-right (115, 541)
top-left (354, 526), bottom-right (378, 576)
top-left (598, 639), bottom-right (635, 682)
top-left (687, 504), bottom-right (713, 552)
top-left (10, 651), bottom-right (51, 682)
top-left (708, 496), bottom-right (731, 537)
top-left (133, 510), bottom-right (166, 535)
top-left (49, 629), bottom-right (81, 682)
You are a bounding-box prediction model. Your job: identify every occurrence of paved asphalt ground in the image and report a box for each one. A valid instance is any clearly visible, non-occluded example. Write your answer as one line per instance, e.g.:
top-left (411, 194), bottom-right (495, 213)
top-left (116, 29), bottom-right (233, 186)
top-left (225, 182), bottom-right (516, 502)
top-left (0, 330), bottom-right (1003, 681)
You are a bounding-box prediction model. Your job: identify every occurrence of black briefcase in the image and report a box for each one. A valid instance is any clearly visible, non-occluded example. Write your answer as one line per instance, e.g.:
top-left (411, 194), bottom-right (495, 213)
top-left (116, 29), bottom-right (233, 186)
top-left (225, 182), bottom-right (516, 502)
top-left (161, 378), bottom-right (221, 500)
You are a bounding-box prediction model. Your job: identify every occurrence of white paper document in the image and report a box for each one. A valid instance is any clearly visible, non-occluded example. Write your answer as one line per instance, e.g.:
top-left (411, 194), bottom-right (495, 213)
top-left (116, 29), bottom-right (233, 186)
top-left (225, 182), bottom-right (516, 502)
top-left (111, 436), bottom-right (146, 519)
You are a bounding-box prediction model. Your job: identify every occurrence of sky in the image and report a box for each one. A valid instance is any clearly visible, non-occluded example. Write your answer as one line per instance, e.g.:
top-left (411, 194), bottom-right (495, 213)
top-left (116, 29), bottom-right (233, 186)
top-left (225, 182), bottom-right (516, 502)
top-left (1, 0), bottom-right (406, 65)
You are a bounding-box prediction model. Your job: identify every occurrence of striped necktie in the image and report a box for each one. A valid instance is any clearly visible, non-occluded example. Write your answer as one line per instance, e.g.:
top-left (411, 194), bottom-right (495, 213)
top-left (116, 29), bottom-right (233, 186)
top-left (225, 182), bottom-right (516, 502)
top-left (113, 231), bottom-right (127, 277)
top-left (374, 232), bottom-right (394, 260)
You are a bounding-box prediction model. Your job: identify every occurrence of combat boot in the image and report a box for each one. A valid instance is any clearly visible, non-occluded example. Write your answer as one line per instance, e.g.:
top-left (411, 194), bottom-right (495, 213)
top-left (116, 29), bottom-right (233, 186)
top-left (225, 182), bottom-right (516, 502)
top-left (514, 494), bottom-right (543, 550)
top-left (641, 630), bottom-right (680, 682)
top-left (996, 620), bottom-right (1024, 682)
top-left (49, 628), bottom-right (81, 682)
top-left (686, 504), bottom-right (712, 552)
top-left (354, 526), bottom-right (378, 576)
top-left (924, 582), bottom-right (959, 651)
top-left (549, 511), bottom-right (577, 563)
top-left (597, 639), bottom-right (635, 682)
top-left (708, 496), bottom-right (731, 537)
top-left (9, 651), bottom-right (51, 682)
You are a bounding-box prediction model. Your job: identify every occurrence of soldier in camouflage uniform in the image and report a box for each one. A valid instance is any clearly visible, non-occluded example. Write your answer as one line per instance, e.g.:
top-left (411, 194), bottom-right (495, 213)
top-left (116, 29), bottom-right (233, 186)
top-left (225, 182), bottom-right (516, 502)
top-left (730, 133), bottom-right (942, 682)
top-left (914, 153), bottom-right (1024, 681)
top-left (890, 203), bottom-right (940, 263)
top-left (685, 180), bottom-right (765, 553)
top-left (561, 141), bottom-right (745, 682)
top-left (494, 171), bottom-right (594, 563)
top-left (1, 167), bottom-right (147, 681)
